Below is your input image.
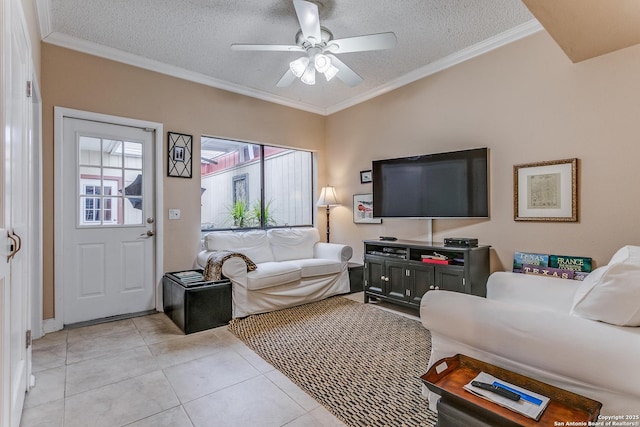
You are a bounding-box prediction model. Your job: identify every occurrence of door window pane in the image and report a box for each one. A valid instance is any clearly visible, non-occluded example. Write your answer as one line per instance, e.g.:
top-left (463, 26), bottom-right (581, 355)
top-left (103, 139), bottom-right (123, 168)
top-left (79, 136), bottom-right (102, 166)
top-left (77, 135), bottom-right (144, 226)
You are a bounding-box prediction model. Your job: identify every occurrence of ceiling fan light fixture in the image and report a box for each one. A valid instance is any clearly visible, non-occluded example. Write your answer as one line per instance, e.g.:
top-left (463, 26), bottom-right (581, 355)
top-left (237, 0), bottom-right (396, 88)
top-left (290, 56), bottom-right (310, 78)
top-left (314, 54), bottom-right (331, 73)
top-left (301, 62), bottom-right (316, 85)
top-left (323, 64), bottom-right (339, 81)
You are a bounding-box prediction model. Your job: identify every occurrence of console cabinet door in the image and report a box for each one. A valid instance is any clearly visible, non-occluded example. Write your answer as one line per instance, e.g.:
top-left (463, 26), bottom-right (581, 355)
top-left (435, 266), bottom-right (465, 293)
top-left (408, 263), bottom-right (435, 305)
top-left (364, 257), bottom-right (385, 297)
top-left (386, 260), bottom-right (407, 302)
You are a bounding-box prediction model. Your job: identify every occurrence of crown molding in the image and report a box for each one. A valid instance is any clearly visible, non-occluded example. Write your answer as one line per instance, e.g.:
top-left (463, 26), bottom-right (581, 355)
top-left (42, 32), bottom-right (328, 115)
top-left (42, 19), bottom-right (542, 117)
top-left (325, 19), bottom-right (543, 115)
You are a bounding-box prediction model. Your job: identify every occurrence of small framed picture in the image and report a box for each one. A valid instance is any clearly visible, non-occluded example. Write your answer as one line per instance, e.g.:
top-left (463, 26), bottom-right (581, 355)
top-left (360, 170), bottom-right (372, 184)
top-left (173, 146), bottom-right (185, 162)
top-left (167, 132), bottom-right (193, 178)
top-left (514, 158), bottom-right (577, 222)
top-left (353, 193), bottom-right (382, 224)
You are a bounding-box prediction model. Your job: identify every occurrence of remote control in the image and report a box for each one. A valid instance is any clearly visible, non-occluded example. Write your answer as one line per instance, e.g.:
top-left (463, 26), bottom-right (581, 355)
top-left (471, 381), bottom-right (521, 401)
top-left (379, 236), bottom-right (397, 241)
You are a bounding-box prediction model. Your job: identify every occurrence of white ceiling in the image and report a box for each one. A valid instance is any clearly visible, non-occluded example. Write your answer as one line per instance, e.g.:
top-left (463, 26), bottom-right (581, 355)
top-left (37, 0), bottom-right (541, 115)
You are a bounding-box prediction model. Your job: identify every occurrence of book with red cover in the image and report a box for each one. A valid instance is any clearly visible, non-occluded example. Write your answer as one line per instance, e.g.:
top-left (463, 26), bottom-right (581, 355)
top-left (422, 259), bottom-right (450, 265)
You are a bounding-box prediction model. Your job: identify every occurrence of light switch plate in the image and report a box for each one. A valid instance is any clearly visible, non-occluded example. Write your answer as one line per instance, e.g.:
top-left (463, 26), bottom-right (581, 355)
top-left (168, 209), bottom-right (181, 220)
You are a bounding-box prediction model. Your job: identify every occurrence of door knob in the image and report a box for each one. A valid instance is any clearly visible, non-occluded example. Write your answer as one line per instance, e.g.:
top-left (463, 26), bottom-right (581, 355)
top-left (7, 231), bottom-right (22, 261)
top-left (7, 232), bottom-right (18, 261)
top-left (146, 217), bottom-right (155, 224)
top-left (146, 230), bottom-right (155, 237)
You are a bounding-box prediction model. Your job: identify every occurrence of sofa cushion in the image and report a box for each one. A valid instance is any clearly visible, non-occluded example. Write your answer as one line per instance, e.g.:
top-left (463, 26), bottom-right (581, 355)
top-left (290, 258), bottom-right (342, 278)
top-left (205, 230), bottom-right (275, 264)
top-left (246, 261), bottom-right (302, 291)
top-left (267, 228), bottom-right (319, 261)
top-left (570, 245), bottom-right (640, 326)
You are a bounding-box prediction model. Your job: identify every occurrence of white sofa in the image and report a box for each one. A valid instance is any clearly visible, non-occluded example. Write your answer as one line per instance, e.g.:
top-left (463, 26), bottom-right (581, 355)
top-left (197, 228), bottom-right (352, 318)
top-left (420, 246), bottom-right (640, 416)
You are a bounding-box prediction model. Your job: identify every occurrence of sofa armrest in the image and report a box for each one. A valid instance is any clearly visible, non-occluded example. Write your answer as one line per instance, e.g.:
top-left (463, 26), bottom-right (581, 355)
top-left (314, 242), bottom-right (353, 263)
top-left (487, 271), bottom-right (579, 313)
top-left (420, 290), bottom-right (640, 399)
top-left (219, 257), bottom-right (249, 281)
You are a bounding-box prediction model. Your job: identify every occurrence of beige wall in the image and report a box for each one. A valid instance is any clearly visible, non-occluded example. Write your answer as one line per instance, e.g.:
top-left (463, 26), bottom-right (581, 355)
top-left (41, 29), bottom-right (640, 318)
top-left (326, 31), bottom-right (640, 271)
top-left (41, 44), bottom-right (325, 318)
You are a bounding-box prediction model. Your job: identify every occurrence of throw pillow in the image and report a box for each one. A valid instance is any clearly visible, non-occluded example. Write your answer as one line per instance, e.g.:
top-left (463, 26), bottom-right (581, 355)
top-left (205, 230), bottom-right (274, 264)
top-left (570, 246), bottom-right (640, 326)
top-left (268, 228), bottom-right (319, 261)
top-left (608, 245), bottom-right (635, 265)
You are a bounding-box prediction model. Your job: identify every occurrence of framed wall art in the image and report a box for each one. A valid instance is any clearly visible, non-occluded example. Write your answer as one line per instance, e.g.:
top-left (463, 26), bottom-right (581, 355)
top-left (360, 170), bottom-right (372, 184)
top-left (168, 132), bottom-right (193, 178)
top-left (514, 158), bottom-right (577, 222)
top-left (353, 193), bottom-right (382, 224)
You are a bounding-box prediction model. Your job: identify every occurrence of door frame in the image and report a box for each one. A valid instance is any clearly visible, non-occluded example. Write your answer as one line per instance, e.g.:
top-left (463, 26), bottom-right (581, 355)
top-left (29, 77), bottom-right (43, 342)
top-left (47, 107), bottom-right (164, 332)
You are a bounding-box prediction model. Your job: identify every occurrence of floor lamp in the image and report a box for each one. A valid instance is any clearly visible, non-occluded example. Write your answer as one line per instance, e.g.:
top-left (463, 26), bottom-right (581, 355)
top-left (317, 186), bottom-right (339, 243)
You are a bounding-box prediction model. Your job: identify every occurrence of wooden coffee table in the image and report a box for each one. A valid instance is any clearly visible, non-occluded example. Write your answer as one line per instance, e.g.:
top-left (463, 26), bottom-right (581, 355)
top-left (421, 354), bottom-right (601, 427)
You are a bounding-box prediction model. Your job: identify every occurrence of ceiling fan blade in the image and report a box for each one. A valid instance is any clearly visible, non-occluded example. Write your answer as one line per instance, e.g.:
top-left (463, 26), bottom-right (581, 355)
top-left (231, 44), bottom-right (304, 52)
top-left (327, 32), bottom-right (397, 54)
top-left (293, 0), bottom-right (322, 45)
top-left (327, 54), bottom-right (363, 87)
top-left (276, 69), bottom-right (297, 87)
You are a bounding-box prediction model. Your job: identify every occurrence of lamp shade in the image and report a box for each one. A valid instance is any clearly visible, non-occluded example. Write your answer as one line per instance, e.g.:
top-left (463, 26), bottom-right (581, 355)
top-left (317, 186), bottom-right (340, 207)
top-left (323, 64), bottom-right (339, 82)
top-left (301, 62), bottom-right (316, 85)
top-left (290, 56), bottom-right (310, 78)
top-left (314, 54), bottom-right (331, 73)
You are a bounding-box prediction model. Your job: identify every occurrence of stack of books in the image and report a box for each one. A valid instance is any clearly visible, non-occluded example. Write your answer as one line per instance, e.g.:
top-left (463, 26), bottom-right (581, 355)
top-left (421, 253), bottom-right (450, 265)
top-left (172, 270), bottom-right (205, 284)
top-left (513, 252), bottom-right (592, 280)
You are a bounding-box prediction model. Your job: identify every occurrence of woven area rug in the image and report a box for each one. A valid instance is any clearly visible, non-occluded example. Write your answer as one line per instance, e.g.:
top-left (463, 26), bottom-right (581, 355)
top-left (228, 296), bottom-right (437, 427)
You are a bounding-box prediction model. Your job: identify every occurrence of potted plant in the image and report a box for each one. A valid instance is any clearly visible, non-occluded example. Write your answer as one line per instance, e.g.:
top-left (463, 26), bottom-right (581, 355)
top-left (228, 199), bottom-right (249, 227)
top-left (250, 200), bottom-right (277, 227)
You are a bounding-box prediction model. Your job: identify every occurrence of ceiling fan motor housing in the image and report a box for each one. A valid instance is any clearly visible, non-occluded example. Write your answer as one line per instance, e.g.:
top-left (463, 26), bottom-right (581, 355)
top-left (295, 27), bottom-right (333, 50)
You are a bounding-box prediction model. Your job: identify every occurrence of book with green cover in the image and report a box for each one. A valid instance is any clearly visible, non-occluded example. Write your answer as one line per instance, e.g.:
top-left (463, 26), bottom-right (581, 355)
top-left (549, 255), bottom-right (592, 272)
top-left (513, 252), bottom-right (549, 273)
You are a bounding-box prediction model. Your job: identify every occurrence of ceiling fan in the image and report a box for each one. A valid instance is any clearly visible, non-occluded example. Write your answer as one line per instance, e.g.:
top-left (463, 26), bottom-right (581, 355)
top-left (231, 0), bottom-right (397, 87)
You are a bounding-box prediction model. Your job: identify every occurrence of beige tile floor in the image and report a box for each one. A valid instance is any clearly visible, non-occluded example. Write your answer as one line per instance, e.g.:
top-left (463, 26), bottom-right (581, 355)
top-left (20, 293), bottom-right (419, 427)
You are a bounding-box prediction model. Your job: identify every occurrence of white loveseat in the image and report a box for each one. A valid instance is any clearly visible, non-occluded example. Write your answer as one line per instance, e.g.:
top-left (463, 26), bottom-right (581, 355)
top-left (197, 228), bottom-right (352, 318)
top-left (420, 246), bottom-right (640, 416)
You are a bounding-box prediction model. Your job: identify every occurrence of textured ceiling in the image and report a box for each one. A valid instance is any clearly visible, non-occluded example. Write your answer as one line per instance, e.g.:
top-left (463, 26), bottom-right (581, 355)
top-left (39, 0), bottom-right (538, 114)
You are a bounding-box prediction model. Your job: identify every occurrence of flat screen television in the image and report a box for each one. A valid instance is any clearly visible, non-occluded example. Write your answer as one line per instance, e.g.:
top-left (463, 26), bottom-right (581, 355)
top-left (372, 148), bottom-right (489, 218)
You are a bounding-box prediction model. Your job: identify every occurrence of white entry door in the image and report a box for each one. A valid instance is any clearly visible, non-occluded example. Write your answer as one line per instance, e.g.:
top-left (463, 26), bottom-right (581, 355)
top-left (2, 0), bottom-right (34, 425)
top-left (60, 118), bottom-right (156, 324)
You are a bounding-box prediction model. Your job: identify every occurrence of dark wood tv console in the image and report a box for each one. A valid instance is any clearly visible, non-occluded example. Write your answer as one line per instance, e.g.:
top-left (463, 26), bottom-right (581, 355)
top-left (363, 240), bottom-right (490, 309)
